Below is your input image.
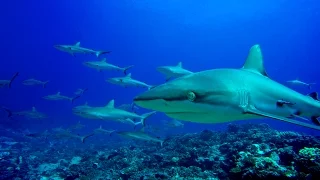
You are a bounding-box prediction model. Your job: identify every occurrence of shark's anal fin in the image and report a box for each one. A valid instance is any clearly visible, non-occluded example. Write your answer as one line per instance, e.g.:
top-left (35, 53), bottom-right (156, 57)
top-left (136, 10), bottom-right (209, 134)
top-left (243, 106), bottom-right (320, 131)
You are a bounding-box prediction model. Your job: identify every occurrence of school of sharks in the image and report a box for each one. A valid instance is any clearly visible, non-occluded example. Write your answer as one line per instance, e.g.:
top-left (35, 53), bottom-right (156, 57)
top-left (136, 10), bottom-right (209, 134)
top-left (1, 42), bottom-right (319, 146)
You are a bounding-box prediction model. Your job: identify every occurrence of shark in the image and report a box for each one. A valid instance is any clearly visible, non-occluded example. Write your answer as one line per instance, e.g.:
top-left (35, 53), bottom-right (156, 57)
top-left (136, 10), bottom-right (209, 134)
top-left (22, 78), bottom-right (50, 88)
top-left (74, 88), bottom-right (88, 96)
top-left (1, 106), bottom-right (47, 119)
top-left (73, 99), bottom-right (156, 126)
top-left (116, 129), bottom-right (164, 146)
top-left (83, 58), bottom-right (134, 74)
top-left (94, 125), bottom-right (116, 136)
top-left (106, 73), bottom-right (153, 89)
top-left (287, 79), bottom-right (315, 89)
top-left (43, 92), bottom-right (80, 103)
top-left (134, 44), bottom-right (320, 131)
top-left (54, 42), bottom-right (111, 57)
top-left (72, 102), bottom-right (92, 113)
top-left (157, 62), bottom-right (193, 81)
top-left (0, 72), bottom-right (19, 88)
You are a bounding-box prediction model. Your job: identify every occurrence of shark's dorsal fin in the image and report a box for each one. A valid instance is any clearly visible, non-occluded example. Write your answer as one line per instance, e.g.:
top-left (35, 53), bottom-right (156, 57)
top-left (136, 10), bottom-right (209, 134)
top-left (101, 58), bottom-right (107, 62)
top-left (307, 92), bottom-right (319, 101)
top-left (75, 42), bottom-right (80, 47)
top-left (32, 107), bottom-right (36, 112)
top-left (126, 73), bottom-right (132, 78)
top-left (56, 92), bottom-right (61, 95)
top-left (242, 44), bottom-right (268, 77)
top-left (106, 99), bottom-right (115, 108)
top-left (84, 102), bottom-right (88, 106)
top-left (99, 125), bottom-right (102, 129)
top-left (177, 62), bottom-right (182, 67)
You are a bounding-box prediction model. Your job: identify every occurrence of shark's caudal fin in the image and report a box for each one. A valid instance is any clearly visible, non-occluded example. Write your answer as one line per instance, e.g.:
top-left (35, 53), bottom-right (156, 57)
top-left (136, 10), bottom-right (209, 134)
top-left (243, 106), bottom-right (320, 131)
top-left (42, 81), bottom-right (50, 88)
top-left (123, 65), bottom-right (134, 75)
top-left (80, 133), bottom-right (95, 143)
top-left (242, 45), bottom-right (268, 77)
top-left (140, 111), bottom-right (157, 126)
top-left (95, 51), bottom-right (111, 58)
top-left (9, 72), bottom-right (19, 88)
top-left (71, 96), bottom-right (81, 104)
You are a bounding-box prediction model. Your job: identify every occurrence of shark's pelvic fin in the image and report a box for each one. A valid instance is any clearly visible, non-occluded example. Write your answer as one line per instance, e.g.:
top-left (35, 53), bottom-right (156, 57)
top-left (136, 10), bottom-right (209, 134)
top-left (106, 99), bottom-right (115, 108)
top-left (242, 44), bottom-right (268, 77)
top-left (243, 106), bottom-right (320, 131)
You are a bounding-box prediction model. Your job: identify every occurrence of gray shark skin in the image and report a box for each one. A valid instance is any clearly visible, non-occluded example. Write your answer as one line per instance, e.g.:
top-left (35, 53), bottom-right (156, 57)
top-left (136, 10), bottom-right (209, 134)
top-left (54, 42), bottom-right (111, 57)
top-left (106, 73), bottom-right (152, 89)
top-left (74, 88), bottom-right (88, 96)
top-left (134, 44), bottom-right (320, 131)
top-left (43, 92), bottom-right (80, 103)
top-left (73, 99), bottom-right (156, 126)
top-left (287, 79), bottom-right (315, 89)
top-left (157, 62), bottom-right (193, 81)
top-left (22, 78), bottom-right (50, 88)
top-left (0, 72), bottom-right (19, 88)
top-left (117, 130), bottom-right (164, 146)
top-left (83, 58), bottom-right (134, 74)
top-left (1, 106), bottom-right (47, 119)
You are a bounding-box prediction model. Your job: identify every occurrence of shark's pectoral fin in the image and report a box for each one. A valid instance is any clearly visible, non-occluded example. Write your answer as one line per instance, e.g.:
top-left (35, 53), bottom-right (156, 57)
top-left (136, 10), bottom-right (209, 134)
top-left (242, 106), bottom-right (320, 130)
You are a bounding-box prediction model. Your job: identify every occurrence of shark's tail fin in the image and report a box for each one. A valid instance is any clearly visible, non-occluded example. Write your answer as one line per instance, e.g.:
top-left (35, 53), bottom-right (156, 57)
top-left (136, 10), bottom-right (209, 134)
top-left (80, 133), bottom-right (95, 143)
top-left (123, 65), bottom-right (134, 75)
top-left (71, 96), bottom-right (81, 104)
top-left (109, 130), bottom-right (116, 136)
top-left (42, 81), bottom-right (50, 88)
top-left (95, 50), bottom-right (111, 57)
top-left (308, 83), bottom-right (316, 90)
top-left (140, 111), bottom-right (157, 126)
top-left (1, 106), bottom-right (13, 117)
top-left (9, 72), bottom-right (19, 88)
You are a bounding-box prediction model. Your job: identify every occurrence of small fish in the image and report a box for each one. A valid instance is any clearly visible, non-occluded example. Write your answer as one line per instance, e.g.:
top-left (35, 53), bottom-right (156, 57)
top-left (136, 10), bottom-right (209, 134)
top-left (83, 58), bottom-right (134, 74)
top-left (0, 72), bottom-right (19, 88)
top-left (157, 62), bottom-right (193, 81)
top-left (22, 78), bottom-right (50, 88)
top-left (43, 92), bottom-right (80, 103)
top-left (106, 73), bottom-right (153, 89)
top-left (287, 79), bottom-right (315, 89)
top-left (54, 42), bottom-right (111, 57)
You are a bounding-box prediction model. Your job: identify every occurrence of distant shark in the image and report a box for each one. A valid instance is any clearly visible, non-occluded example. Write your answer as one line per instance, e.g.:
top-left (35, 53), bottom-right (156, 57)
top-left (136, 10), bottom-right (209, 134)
top-left (43, 92), bottom-right (80, 103)
top-left (22, 78), bottom-right (50, 88)
top-left (54, 42), bottom-right (111, 57)
top-left (106, 73), bottom-right (153, 89)
top-left (117, 129), bottom-right (164, 146)
top-left (157, 62), bottom-right (193, 81)
top-left (73, 99), bottom-right (156, 127)
top-left (94, 125), bottom-right (116, 136)
top-left (83, 58), bottom-right (134, 74)
top-left (287, 79), bottom-right (315, 89)
top-left (1, 106), bottom-right (47, 119)
top-left (0, 72), bottom-right (19, 88)
top-left (134, 44), bottom-right (320, 131)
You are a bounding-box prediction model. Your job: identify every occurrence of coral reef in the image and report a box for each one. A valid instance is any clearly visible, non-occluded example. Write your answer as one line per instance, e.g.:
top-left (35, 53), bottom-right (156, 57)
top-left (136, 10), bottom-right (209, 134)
top-left (1, 123), bottom-right (320, 179)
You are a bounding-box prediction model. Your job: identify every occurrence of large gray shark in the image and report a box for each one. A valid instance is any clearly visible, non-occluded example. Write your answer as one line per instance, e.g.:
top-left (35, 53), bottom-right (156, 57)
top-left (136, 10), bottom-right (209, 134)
top-left (106, 73), bottom-right (153, 89)
top-left (54, 42), bottom-right (111, 57)
top-left (134, 45), bottom-right (320, 131)
top-left (157, 62), bottom-right (193, 81)
top-left (43, 92), bottom-right (80, 103)
top-left (0, 72), bottom-right (19, 88)
top-left (73, 99), bottom-right (156, 126)
top-left (22, 78), bottom-right (50, 88)
top-left (83, 58), bottom-right (134, 74)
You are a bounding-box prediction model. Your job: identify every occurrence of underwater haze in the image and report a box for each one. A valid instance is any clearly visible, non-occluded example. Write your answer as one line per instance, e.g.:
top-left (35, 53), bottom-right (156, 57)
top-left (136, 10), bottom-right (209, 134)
top-left (1, 0), bottom-right (320, 179)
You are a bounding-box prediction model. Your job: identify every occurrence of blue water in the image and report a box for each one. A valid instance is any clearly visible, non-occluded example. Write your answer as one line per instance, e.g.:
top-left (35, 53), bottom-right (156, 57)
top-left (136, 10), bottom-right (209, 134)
top-left (0, 0), bottom-right (319, 135)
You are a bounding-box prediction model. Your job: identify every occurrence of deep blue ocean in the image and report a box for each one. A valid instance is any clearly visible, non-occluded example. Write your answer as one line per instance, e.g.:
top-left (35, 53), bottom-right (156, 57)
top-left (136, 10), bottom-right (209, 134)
top-left (1, 0), bottom-right (320, 136)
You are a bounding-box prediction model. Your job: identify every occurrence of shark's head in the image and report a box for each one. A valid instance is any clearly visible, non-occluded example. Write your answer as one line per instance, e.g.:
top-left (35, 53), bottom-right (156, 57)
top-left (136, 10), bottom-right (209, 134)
top-left (134, 70), bottom-right (230, 116)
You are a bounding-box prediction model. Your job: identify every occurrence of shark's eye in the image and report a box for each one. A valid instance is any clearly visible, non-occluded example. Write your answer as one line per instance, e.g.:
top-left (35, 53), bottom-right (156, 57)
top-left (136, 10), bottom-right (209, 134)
top-left (187, 91), bottom-right (196, 101)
